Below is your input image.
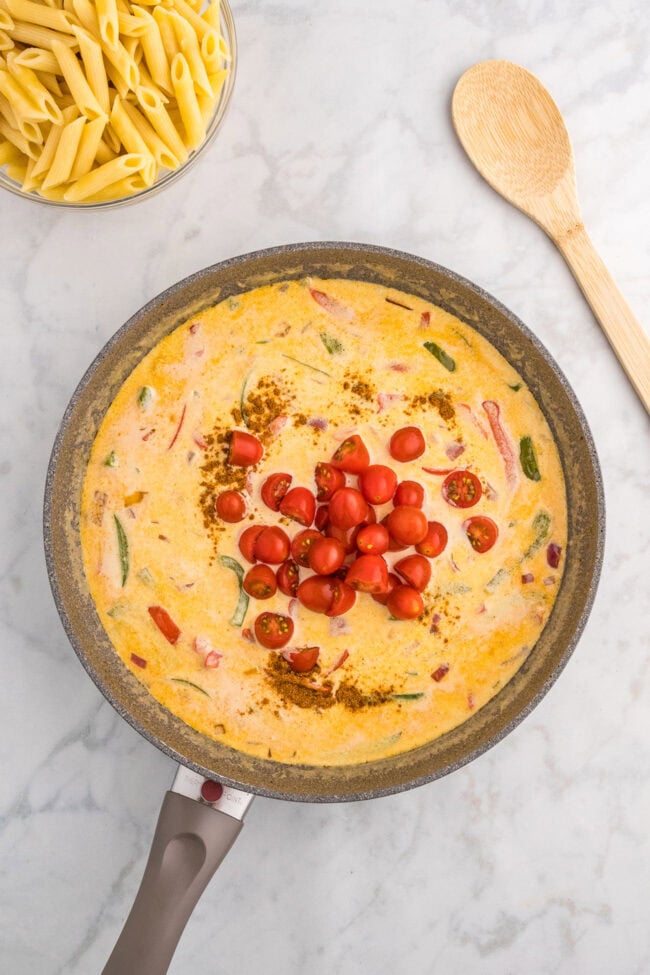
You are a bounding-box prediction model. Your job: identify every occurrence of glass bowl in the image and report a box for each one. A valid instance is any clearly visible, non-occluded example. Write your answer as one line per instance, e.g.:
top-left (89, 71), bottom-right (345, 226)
top-left (0, 0), bottom-right (237, 210)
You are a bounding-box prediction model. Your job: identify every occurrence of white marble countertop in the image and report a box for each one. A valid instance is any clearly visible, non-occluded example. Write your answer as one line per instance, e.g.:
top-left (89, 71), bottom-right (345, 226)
top-left (2, 1), bottom-right (649, 972)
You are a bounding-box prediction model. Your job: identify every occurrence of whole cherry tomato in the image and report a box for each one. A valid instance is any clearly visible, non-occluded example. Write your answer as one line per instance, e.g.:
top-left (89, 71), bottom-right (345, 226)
top-left (228, 430), bottom-right (263, 466)
top-left (415, 521), bottom-right (448, 558)
top-left (386, 585), bottom-right (424, 620)
top-left (394, 480), bottom-right (425, 508)
top-left (356, 523), bottom-right (390, 555)
top-left (243, 564), bottom-right (277, 599)
top-left (328, 487), bottom-right (368, 530)
top-left (331, 434), bottom-right (370, 473)
top-left (326, 522), bottom-right (359, 554)
top-left (345, 554), bottom-right (389, 594)
top-left (314, 505), bottom-right (330, 531)
top-left (314, 462), bottom-right (345, 501)
top-left (254, 526), bottom-right (290, 564)
top-left (261, 472), bottom-right (292, 511)
top-left (291, 529), bottom-right (321, 566)
top-left (279, 486), bottom-right (316, 526)
top-left (284, 647), bottom-right (320, 672)
top-left (372, 572), bottom-right (400, 606)
top-left (394, 554), bottom-right (431, 592)
top-left (463, 515), bottom-right (498, 553)
top-left (389, 426), bottom-right (425, 462)
top-left (308, 536), bottom-right (346, 575)
top-left (238, 525), bottom-right (265, 563)
top-left (254, 612), bottom-right (294, 649)
top-left (358, 464), bottom-right (397, 505)
top-left (386, 505), bottom-right (428, 545)
top-left (379, 514), bottom-right (408, 552)
top-left (442, 470), bottom-right (482, 508)
top-left (215, 490), bottom-right (246, 522)
top-left (276, 559), bottom-right (300, 596)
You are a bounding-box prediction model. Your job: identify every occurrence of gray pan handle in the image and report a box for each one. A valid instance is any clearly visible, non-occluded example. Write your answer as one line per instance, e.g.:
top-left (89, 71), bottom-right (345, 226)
top-left (102, 790), bottom-right (243, 975)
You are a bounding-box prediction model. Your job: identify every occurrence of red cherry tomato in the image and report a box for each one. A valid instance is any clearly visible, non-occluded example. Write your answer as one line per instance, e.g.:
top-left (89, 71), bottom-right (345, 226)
top-left (345, 554), bottom-right (389, 594)
top-left (276, 559), bottom-right (300, 596)
top-left (229, 430), bottom-right (263, 466)
top-left (314, 505), bottom-right (329, 531)
top-left (284, 647), bottom-right (320, 672)
top-left (314, 462), bottom-right (345, 501)
top-left (326, 522), bottom-right (359, 554)
top-left (386, 506), bottom-right (428, 545)
top-left (389, 426), bottom-right (425, 462)
top-left (308, 536), bottom-right (346, 575)
top-left (243, 564), bottom-right (277, 599)
top-left (327, 579), bottom-right (356, 616)
top-left (328, 487), bottom-right (368, 530)
top-left (372, 572), bottom-right (400, 606)
top-left (279, 486), bottom-right (316, 526)
top-left (254, 526), bottom-right (290, 564)
top-left (394, 480), bottom-right (425, 508)
top-left (297, 575), bottom-right (337, 614)
top-left (386, 585), bottom-right (424, 620)
top-left (291, 529), bottom-right (321, 567)
top-left (238, 525), bottom-right (265, 563)
top-left (415, 521), bottom-right (448, 558)
top-left (442, 470), bottom-right (482, 508)
top-left (379, 514), bottom-right (408, 552)
top-left (148, 605), bottom-right (180, 644)
top-left (254, 612), bottom-right (294, 649)
top-left (394, 554), bottom-right (431, 592)
top-left (364, 505), bottom-right (377, 524)
top-left (261, 472), bottom-right (292, 511)
top-left (358, 464), bottom-right (397, 505)
top-left (356, 523), bottom-right (390, 555)
top-left (463, 515), bottom-right (498, 553)
top-left (215, 490), bottom-right (246, 523)
top-left (331, 434), bottom-right (370, 473)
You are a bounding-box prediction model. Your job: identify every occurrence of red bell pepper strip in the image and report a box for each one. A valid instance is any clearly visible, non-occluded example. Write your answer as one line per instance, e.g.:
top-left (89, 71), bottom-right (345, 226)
top-left (309, 288), bottom-right (353, 320)
top-left (167, 404), bottom-right (186, 450)
top-left (482, 401), bottom-right (518, 487)
top-left (148, 606), bottom-right (181, 644)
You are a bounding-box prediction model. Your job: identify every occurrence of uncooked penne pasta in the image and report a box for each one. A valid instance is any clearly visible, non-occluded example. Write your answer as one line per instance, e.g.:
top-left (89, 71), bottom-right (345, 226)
top-left (94, 134), bottom-right (116, 162)
top-left (70, 0), bottom-right (98, 36)
top-left (120, 95), bottom-right (177, 168)
top-left (71, 25), bottom-right (109, 114)
top-left (0, 9), bottom-right (15, 29)
top-left (116, 11), bottom-right (147, 36)
top-left (5, 158), bottom-right (27, 179)
top-left (101, 37), bottom-right (139, 90)
top-left (170, 51), bottom-right (202, 148)
top-left (135, 82), bottom-right (186, 160)
top-left (29, 105), bottom-right (69, 176)
top-left (6, 0), bottom-right (73, 33)
top-left (95, 0), bottom-right (118, 49)
top-left (199, 29), bottom-right (222, 74)
top-left (13, 45), bottom-right (59, 72)
top-left (0, 29), bottom-right (14, 51)
top-left (133, 7), bottom-right (171, 93)
top-left (37, 69), bottom-right (63, 95)
top-left (201, 0), bottom-right (221, 31)
top-left (0, 136), bottom-right (22, 163)
top-left (21, 154), bottom-right (42, 190)
top-left (42, 110), bottom-right (84, 185)
top-left (63, 150), bottom-right (145, 199)
top-left (51, 37), bottom-right (106, 118)
top-left (0, 114), bottom-right (38, 156)
top-left (0, 66), bottom-right (50, 120)
top-left (6, 51), bottom-right (63, 121)
top-left (109, 92), bottom-right (154, 180)
top-left (152, 6), bottom-right (179, 59)
top-left (165, 9), bottom-right (210, 96)
top-left (81, 171), bottom-right (146, 201)
top-left (69, 113), bottom-right (104, 177)
top-left (0, 88), bottom-right (16, 125)
top-left (168, 0), bottom-right (210, 40)
top-left (9, 22), bottom-right (78, 50)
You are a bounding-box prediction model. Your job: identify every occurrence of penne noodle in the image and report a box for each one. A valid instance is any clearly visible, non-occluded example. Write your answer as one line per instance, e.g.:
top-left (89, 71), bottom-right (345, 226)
top-left (69, 113), bottom-right (104, 177)
top-left (42, 110), bottom-right (84, 184)
top-left (0, 87), bottom-right (17, 125)
top-left (164, 8), bottom-right (210, 96)
top-left (8, 22), bottom-right (78, 50)
top-left (109, 93), bottom-right (154, 180)
top-left (6, 51), bottom-right (63, 121)
top-left (13, 45), bottom-right (59, 72)
top-left (70, 25), bottom-right (109, 113)
top-left (51, 37), bottom-right (106, 118)
top-left (34, 181), bottom-right (67, 198)
top-left (63, 150), bottom-right (145, 199)
top-left (133, 7), bottom-right (171, 93)
top-left (21, 154), bottom-right (43, 190)
top-left (207, 66), bottom-right (226, 98)
top-left (29, 105), bottom-right (71, 176)
top-left (0, 28), bottom-right (14, 50)
top-left (120, 95), bottom-right (177, 168)
top-left (70, 0), bottom-right (99, 36)
top-left (201, 0), bottom-right (221, 30)
top-left (0, 114), bottom-right (38, 156)
top-left (0, 67), bottom-right (50, 121)
top-left (101, 36), bottom-right (139, 90)
top-left (199, 28), bottom-right (222, 73)
top-left (94, 134), bottom-right (116, 162)
top-left (134, 61), bottom-right (168, 101)
top-left (135, 82), bottom-right (185, 160)
top-left (95, 0), bottom-right (118, 50)
top-left (80, 172), bottom-right (146, 201)
top-left (6, 0), bottom-right (74, 33)
top-left (37, 70), bottom-right (63, 95)
top-left (170, 51), bottom-right (201, 147)
top-left (102, 119), bottom-right (120, 150)
top-left (152, 6), bottom-right (179, 59)
top-left (103, 58), bottom-right (128, 98)
top-left (0, 9), bottom-right (15, 29)
top-left (5, 158), bottom-right (27, 179)
top-left (0, 135), bottom-right (22, 163)
top-left (117, 12), bottom-right (148, 36)
top-left (168, 0), bottom-right (210, 40)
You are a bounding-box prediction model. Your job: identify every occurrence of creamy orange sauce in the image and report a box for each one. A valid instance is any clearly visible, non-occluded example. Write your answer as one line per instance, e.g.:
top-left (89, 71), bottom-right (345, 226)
top-left (81, 279), bottom-right (566, 765)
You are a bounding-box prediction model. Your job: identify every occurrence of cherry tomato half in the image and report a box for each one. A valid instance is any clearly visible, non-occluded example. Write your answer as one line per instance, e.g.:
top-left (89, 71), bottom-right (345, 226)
top-left (394, 554), bottom-right (431, 592)
top-left (358, 464), bottom-right (397, 505)
top-left (314, 462), bottom-right (345, 501)
top-left (228, 430), bottom-right (263, 467)
top-left (386, 585), bottom-right (424, 620)
top-left (394, 480), bottom-right (425, 508)
top-left (279, 486), bottom-right (316, 526)
top-left (389, 426), bottom-right (425, 463)
top-left (215, 490), bottom-right (246, 523)
top-left (243, 564), bottom-right (277, 599)
top-left (314, 505), bottom-right (330, 532)
top-left (328, 579), bottom-right (356, 617)
top-left (308, 536), bottom-right (346, 575)
top-left (331, 434), bottom-right (370, 474)
top-left (326, 522), bottom-right (359, 554)
top-left (372, 572), bottom-right (400, 606)
top-left (345, 554), bottom-right (389, 594)
top-left (328, 487), bottom-right (368, 530)
top-left (297, 575), bottom-right (356, 616)
top-left (442, 470), bottom-right (482, 508)
top-left (386, 505), bottom-right (428, 545)
top-left (291, 529), bottom-right (321, 566)
top-left (238, 525), bottom-right (265, 563)
top-left (261, 472), bottom-right (292, 511)
top-left (254, 612), bottom-right (294, 649)
top-left (463, 515), bottom-right (498, 553)
top-left (254, 526), bottom-right (290, 564)
top-left (284, 647), bottom-right (320, 673)
top-left (356, 523), bottom-right (390, 555)
top-left (276, 559), bottom-right (300, 596)
top-left (415, 521), bottom-right (448, 558)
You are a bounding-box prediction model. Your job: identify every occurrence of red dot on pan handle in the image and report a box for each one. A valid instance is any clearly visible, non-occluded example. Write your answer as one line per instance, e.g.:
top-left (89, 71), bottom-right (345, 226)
top-left (200, 779), bottom-right (223, 803)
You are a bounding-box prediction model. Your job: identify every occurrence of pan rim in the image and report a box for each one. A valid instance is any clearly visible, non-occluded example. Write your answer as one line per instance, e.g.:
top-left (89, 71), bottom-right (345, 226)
top-left (43, 240), bottom-right (605, 802)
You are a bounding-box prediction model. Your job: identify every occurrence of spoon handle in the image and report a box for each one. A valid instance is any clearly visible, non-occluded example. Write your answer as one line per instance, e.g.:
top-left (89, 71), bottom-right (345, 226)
top-left (556, 224), bottom-right (650, 413)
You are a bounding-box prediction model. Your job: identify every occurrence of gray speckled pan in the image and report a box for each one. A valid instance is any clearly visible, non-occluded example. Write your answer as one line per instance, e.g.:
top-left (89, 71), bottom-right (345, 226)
top-left (44, 242), bottom-right (605, 803)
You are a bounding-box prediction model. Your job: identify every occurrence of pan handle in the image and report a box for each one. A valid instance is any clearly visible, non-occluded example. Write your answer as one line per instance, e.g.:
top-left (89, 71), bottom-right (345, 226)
top-left (102, 789), bottom-right (245, 975)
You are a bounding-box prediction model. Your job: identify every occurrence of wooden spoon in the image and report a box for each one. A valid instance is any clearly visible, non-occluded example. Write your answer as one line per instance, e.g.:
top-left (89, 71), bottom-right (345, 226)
top-left (452, 59), bottom-right (650, 413)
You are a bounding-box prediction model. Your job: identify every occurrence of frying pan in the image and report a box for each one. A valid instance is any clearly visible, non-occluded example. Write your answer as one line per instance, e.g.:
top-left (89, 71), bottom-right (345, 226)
top-left (44, 241), bottom-right (604, 974)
